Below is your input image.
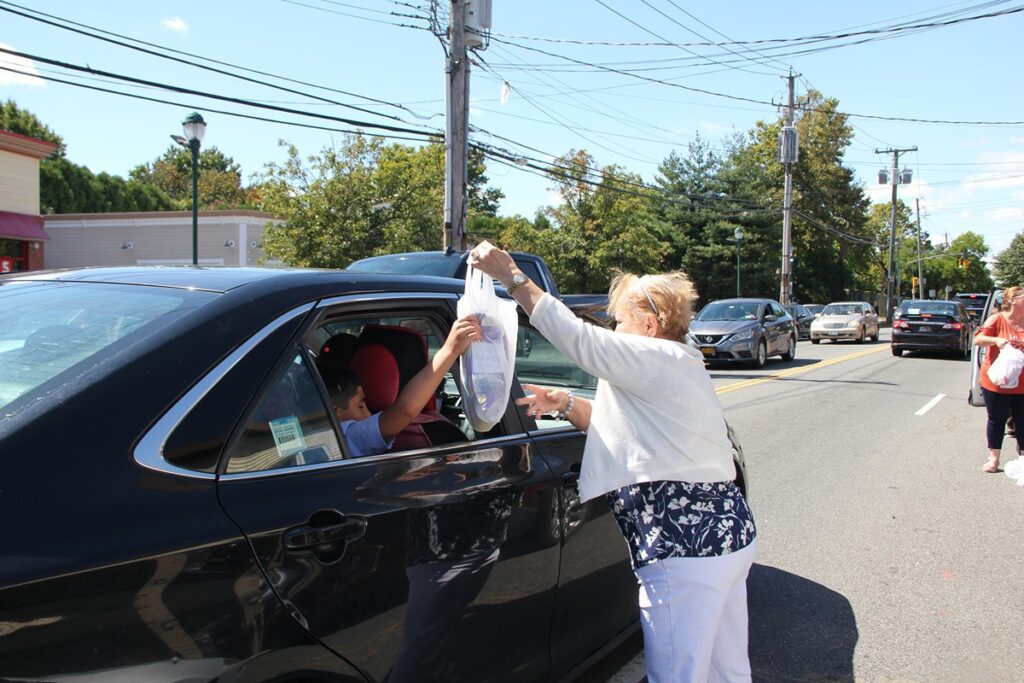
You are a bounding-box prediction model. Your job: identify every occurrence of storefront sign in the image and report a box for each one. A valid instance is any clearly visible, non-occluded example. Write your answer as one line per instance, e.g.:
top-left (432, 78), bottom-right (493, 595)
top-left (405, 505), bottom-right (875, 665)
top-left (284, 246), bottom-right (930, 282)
top-left (0, 257), bottom-right (14, 273)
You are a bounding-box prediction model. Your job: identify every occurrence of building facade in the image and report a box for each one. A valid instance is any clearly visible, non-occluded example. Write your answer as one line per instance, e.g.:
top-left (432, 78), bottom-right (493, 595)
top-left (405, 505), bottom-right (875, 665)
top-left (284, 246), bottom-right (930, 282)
top-left (0, 130), bottom-right (59, 273)
top-left (43, 210), bottom-right (281, 268)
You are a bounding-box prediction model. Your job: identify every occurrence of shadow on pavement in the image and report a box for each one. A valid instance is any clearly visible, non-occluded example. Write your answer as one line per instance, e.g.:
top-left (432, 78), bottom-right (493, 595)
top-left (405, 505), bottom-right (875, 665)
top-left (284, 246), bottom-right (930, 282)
top-left (748, 563), bottom-right (857, 683)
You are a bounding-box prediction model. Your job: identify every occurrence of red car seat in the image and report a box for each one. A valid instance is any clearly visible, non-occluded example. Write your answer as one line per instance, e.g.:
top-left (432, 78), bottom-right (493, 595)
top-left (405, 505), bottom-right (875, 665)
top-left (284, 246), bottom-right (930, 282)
top-left (348, 324), bottom-right (465, 451)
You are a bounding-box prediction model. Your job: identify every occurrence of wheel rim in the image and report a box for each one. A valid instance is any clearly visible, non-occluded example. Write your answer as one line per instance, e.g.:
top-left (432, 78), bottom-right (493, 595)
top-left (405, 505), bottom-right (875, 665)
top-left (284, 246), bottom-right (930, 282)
top-left (788, 337), bottom-right (795, 356)
top-left (758, 342), bottom-right (766, 365)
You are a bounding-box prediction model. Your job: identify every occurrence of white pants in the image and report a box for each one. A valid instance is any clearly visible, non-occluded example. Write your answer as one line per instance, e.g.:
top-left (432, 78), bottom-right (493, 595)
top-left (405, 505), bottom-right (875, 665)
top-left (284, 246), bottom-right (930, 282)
top-left (637, 540), bottom-right (756, 683)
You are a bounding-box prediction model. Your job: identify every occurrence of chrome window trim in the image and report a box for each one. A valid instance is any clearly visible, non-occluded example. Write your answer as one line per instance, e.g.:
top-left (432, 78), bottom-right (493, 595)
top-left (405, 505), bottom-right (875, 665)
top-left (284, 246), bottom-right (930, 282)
top-left (218, 433), bottom-right (527, 481)
top-left (133, 303), bottom-right (315, 480)
top-left (314, 290), bottom-right (458, 310)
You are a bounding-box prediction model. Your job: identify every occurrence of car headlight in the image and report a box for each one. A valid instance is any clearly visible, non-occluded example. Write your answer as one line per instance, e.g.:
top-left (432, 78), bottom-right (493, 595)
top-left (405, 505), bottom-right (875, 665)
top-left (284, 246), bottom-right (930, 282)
top-left (730, 328), bottom-right (754, 341)
top-left (846, 319), bottom-right (862, 328)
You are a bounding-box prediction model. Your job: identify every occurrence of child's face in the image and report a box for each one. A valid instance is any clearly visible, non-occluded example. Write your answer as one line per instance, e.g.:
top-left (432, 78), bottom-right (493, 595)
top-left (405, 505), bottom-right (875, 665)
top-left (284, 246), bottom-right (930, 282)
top-left (335, 386), bottom-right (371, 421)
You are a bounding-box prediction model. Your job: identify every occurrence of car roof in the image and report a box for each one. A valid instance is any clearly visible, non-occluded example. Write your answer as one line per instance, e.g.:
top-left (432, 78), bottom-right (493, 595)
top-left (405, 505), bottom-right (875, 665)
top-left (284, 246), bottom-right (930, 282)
top-left (0, 265), bottom-right (466, 297)
top-left (708, 298), bottom-right (776, 304)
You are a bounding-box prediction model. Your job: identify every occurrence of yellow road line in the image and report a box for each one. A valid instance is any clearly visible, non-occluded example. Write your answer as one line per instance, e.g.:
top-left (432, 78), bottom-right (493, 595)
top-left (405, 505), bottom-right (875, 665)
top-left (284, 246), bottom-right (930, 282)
top-left (715, 345), bottom-right (889, 395)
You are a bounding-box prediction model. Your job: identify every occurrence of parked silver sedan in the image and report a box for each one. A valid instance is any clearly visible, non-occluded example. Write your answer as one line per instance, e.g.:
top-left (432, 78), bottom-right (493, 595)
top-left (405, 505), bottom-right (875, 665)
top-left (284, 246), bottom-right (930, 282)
top-left (810, 301), bottom-right (880, 343)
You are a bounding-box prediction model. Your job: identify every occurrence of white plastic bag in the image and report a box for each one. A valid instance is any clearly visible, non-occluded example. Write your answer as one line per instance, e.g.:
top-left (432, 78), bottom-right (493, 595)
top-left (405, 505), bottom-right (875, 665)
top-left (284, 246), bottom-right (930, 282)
top-left (987, 344), bottom-right (1024, 389)
top-left (457, 266), bottom-right (518, 431)
top-left (1004, 457), bottom-right (1024, 486)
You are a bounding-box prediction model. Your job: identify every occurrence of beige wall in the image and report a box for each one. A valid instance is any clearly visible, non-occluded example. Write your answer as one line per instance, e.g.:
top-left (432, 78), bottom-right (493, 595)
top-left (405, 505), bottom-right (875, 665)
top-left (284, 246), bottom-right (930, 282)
top-left (0, 151), bottom-right (40, 215)
top-left (43, 212), bottom-right (281, 269)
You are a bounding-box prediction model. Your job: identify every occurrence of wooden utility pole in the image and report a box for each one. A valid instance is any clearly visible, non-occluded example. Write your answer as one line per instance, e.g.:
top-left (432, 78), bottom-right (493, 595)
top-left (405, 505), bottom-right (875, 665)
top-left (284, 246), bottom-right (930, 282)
top-left (915, 197), bottom-right (925, 299)
top-left (779, 71), bottom-right (798, 305)
top-left (875, 145), bottom-right (917, 321)
top-left (444, 0), bottom-right (470, 252)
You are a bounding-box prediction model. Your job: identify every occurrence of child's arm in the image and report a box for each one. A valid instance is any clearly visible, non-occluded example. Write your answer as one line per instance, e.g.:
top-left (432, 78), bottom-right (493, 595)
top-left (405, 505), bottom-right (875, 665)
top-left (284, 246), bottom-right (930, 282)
top-left (377, 316), bottom-right (481, 440)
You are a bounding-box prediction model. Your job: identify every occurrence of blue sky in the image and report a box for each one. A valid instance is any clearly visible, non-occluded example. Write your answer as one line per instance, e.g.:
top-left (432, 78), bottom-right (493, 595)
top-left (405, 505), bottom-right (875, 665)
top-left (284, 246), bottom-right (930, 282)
top-left (2, 0), bottom-right (1023, 261)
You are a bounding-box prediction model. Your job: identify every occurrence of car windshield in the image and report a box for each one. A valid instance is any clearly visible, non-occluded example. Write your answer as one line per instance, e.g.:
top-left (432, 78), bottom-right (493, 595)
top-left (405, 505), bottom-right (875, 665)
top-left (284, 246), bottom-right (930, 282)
top-left (0, 281), bottom-right (216, 410)
top-left (822, 304), bottom-right (861, 316)
top-left (347, 254), bottom-right (461, 277)
top-left (900, 302), bottom-right (958, 318)
top-left (696, 302), bottom-right (761, 321)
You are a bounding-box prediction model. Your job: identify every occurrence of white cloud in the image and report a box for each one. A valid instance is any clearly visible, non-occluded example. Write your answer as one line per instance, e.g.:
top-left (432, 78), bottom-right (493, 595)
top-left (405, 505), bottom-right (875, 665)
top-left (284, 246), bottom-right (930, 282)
top-left (162, 17), bottom-right (188, 32)
top-left (0, 44), bottom-right (44, 87)
top-left (698, 120), bottom-right (727, 134)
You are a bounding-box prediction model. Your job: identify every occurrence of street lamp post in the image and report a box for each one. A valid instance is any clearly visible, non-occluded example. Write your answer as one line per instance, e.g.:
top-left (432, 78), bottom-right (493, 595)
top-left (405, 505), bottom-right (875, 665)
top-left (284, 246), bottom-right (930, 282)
top-left (171, 112), bottom-right (206, 265)
top-left (733, 227), bottom-right (744, 297)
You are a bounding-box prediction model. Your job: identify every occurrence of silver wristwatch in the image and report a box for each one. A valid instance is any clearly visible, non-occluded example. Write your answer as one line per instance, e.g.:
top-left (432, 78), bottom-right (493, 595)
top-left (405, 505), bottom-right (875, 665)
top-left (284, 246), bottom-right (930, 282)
top-left (506, 272), bottom-right (530, 294)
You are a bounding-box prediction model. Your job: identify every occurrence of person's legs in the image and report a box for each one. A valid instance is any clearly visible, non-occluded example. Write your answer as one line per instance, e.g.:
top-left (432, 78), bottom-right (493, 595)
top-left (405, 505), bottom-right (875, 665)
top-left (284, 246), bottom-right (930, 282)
top-left (709, 541), bottom-right (756, 683)
top-left (981, 388), bottom-right (1011, 471)
top-left (637, 544), bottom-right (755, 683)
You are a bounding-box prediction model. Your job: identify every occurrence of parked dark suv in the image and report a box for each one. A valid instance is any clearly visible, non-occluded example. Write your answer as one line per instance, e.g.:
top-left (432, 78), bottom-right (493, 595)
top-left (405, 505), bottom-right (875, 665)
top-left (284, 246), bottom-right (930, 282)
top-left (892, 299), bottom-right (973, 358)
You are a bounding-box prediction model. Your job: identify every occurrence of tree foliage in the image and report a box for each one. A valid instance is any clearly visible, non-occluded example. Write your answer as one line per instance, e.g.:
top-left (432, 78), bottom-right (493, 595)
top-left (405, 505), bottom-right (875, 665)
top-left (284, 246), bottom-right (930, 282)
top-left (129, 145), bottom-right (253, 210)
top-left (255, 135), bottom-right (502, 268)
top-left (0, 99), bottom-right (64, 156)
top-left (993, 233), bottom-right (1024, 287)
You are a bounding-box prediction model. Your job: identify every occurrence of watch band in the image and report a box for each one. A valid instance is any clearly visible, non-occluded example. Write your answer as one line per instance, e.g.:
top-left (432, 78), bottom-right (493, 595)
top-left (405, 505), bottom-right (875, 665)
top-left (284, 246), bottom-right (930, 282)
top-left (507, 273), bottom-right (530, 294)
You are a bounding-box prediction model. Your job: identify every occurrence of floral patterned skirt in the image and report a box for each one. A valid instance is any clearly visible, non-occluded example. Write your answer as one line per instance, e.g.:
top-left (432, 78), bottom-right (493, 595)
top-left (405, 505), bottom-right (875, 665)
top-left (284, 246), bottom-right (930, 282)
top-left (606, 480), bottom-right (756, 571)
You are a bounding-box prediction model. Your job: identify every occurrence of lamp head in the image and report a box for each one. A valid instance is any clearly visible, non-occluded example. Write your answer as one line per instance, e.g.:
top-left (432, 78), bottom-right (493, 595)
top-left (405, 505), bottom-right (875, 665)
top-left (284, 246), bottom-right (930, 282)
top-left (182, 112), bottom-right (206, 143)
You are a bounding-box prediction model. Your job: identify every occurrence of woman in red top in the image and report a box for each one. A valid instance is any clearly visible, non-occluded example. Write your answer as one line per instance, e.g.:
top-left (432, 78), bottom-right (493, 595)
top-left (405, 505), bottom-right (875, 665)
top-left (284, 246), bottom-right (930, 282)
top-left (973, 285), bottom-right (1024, 472)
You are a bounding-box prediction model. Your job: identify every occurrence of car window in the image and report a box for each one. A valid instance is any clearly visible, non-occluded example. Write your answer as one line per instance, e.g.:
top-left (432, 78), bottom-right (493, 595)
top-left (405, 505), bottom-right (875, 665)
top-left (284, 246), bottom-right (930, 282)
top-left (769, 302), bottom-right (785, 317)
top-left (697, 302), bottom-right (760, 321)
top-left (514, 325), bottom-right (598, 431)
top-left (0, 281), bottom-right (216, 411)
top-left (225, 352), bottom-right (344, 474)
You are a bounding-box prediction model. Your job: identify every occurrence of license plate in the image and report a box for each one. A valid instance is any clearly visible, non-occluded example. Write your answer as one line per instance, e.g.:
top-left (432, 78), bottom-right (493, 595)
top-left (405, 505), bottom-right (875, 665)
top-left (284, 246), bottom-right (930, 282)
top-left (701, 346), bottom-right (715, 357)
top-left (828, 331), bottom-right (839, 336)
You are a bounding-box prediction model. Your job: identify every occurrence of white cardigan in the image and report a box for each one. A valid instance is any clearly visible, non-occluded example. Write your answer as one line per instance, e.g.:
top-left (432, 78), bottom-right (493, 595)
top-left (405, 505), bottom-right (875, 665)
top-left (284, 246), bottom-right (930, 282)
top-left (530, 294), bottom-right (736, 501)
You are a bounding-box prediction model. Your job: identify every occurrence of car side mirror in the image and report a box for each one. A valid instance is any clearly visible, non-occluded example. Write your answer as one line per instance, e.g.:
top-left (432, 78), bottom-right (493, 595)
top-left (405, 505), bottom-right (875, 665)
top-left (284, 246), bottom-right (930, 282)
top-left (763, 314), bottom-right (778, 322)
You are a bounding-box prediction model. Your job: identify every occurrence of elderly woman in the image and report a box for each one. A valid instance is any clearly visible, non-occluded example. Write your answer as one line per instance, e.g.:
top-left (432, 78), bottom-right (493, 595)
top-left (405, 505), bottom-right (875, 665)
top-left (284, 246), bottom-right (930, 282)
top-left (469, 242), bottom-right (756, 683)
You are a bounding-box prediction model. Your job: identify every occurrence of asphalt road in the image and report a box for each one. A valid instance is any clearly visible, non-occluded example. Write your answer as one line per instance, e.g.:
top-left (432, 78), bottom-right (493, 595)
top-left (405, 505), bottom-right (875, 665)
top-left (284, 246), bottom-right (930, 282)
top-left (580, 331), bottom-right (1024, 683)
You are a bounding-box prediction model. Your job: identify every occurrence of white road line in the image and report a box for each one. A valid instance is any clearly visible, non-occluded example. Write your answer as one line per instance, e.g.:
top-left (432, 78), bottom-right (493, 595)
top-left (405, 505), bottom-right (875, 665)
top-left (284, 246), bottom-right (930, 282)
top-left (915, 393), bottom-right (947, 416)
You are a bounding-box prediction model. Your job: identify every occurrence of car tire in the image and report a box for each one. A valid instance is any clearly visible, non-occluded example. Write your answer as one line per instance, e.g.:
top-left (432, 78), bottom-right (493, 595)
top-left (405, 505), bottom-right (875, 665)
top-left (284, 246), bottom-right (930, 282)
top-left (781, 335), bottom-right (796, 361)
top-left (855, 326), bottom-right (865, 343)
top-left (870, 327), bottom-right (879, 342)
top-left (751, 340), bottom-right (767, 368)
top-left (811, 338), bottom-right (820, 344)
top-left (892, 346), bottom-right (903, 357)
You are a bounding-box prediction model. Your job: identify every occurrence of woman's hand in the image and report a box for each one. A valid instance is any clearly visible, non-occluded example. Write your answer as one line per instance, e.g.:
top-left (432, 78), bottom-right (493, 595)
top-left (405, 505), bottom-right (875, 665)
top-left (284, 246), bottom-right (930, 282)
top-left (516, 383), bottom-right (566, 418)
top-left (1009, 338), bottom-right (1024, 351)
top-left (468, 241), bottom-right (516, 286)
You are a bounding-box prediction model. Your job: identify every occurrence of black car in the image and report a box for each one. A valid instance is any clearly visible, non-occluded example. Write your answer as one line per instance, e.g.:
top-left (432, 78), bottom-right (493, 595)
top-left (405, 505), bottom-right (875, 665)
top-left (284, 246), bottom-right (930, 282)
top-left (0, 267), bottom-right (748, 682)
top-left (891, 299), bottom-right (973, 358)
top-left (784, 303), bottom-right (814, 340)
top-left (955, 292), bottom-right (990, 325)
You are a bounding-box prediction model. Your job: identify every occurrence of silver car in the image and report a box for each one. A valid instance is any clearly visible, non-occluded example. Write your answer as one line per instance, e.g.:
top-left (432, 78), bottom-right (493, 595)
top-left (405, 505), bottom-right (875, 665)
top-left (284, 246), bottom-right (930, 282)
top-left (809, 301), bottom-right (880, 344)
top-left (687, 298), bottom-right (797, 368)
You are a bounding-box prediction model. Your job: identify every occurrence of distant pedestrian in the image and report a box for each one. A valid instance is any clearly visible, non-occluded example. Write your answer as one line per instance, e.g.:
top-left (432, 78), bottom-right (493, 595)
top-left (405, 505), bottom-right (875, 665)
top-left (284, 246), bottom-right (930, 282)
top-left (469, 241), bottom-right (756, 683)
top-left (973, 285), bottom-right (1024, 473)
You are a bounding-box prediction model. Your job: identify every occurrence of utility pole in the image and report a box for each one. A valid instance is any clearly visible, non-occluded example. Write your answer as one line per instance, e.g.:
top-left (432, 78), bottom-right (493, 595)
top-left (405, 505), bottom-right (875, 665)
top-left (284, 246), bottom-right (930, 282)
top-left (875, 145), bottom-right (916, 322)
top-left (444, 0), bottom-right (470, 252)
top-left (778, 70), bottom-right (798, 306)
top-left (915, 197), bottom-right (924, 299)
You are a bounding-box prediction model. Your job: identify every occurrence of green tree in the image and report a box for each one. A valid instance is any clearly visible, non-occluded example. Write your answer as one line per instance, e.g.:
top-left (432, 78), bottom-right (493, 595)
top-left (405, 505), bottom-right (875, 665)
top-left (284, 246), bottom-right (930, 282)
top-left (933, 231), bottom-right (994, 294)
top-left (718, 90), bottom-right (870, 304)
top-left (129, 145), bottom-right (252, 209)
top-left (993, 233), bottom-right (1024, 287)
top-left (529, 149), bottom-right (665, 293)
top-left (40, 157), bottom-right (176, 214)
top-left (0, 99), bottom-right (64, 156)
top-left (255, 135), bottom-right (503, 267)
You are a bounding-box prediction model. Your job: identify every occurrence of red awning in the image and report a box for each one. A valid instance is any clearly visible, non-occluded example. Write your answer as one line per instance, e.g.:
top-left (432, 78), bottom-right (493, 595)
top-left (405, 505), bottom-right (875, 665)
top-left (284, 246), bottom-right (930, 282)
top-left (0, 210), bottom-right (49, 241)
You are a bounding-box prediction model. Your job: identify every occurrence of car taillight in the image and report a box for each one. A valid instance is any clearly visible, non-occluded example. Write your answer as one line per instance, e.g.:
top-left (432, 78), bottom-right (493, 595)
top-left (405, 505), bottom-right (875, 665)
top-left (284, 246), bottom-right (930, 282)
top-left (943, 322), bottom-right (964, 330)
top-left (893, 320), bottom-right (910, 329)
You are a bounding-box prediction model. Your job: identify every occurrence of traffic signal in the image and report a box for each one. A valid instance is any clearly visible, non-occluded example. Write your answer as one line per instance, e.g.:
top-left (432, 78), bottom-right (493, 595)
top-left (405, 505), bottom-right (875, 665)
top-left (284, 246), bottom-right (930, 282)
top-left (958, 258), bottom-right (970, 269)
top-left (912, 276), bottom-right (919, 288)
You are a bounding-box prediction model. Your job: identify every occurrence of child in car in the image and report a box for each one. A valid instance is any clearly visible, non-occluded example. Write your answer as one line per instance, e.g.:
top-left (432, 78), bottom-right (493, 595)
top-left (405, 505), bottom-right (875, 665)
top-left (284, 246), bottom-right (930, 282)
top-left (329, 316), bottom-right (481, 456)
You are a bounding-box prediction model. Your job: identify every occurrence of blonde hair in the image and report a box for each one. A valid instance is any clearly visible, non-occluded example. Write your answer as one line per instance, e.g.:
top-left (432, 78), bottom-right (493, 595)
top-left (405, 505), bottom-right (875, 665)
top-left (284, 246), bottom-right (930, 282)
top-left (607, 270), bottom-right (698, 340)
top-left (1002, 286), bottom-right (1024, 311)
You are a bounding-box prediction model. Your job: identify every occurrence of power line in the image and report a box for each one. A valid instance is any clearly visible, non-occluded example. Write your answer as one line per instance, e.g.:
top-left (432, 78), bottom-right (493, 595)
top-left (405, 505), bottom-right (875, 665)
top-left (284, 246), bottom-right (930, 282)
top-left (0, 46), bottom-right (441, 138)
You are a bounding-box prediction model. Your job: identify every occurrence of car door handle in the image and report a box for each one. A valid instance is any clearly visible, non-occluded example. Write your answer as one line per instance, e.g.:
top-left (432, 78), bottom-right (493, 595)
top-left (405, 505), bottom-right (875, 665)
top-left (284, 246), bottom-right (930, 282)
top-left (284, 516), bottom-right (367, 550)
